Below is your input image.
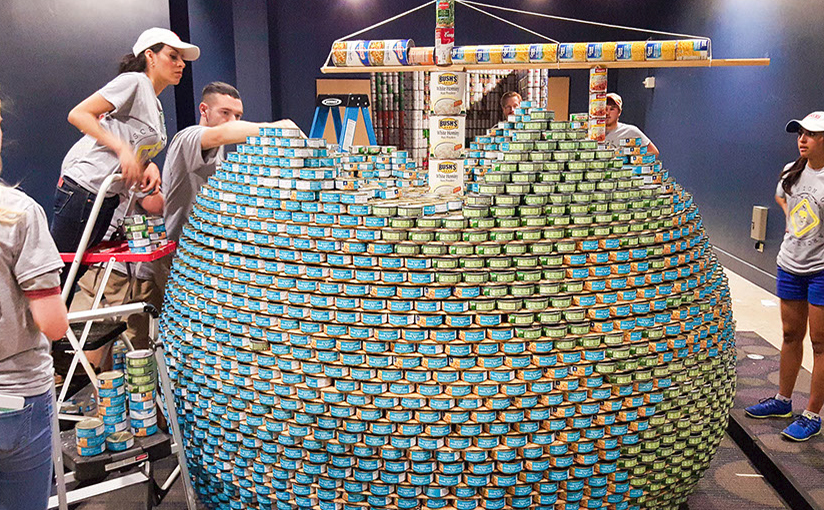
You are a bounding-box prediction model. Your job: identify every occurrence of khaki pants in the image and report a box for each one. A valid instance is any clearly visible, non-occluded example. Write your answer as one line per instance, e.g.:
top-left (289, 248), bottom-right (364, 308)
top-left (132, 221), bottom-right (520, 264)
top-left (70, 256), bottom-right (171, 366)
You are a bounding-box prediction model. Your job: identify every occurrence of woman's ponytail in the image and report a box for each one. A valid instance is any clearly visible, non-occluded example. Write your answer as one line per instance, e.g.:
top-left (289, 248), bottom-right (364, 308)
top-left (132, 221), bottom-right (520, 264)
top-left (781, 156), bottom-right (808, 196)
top-left (117, 42), bottom-right (166, 74)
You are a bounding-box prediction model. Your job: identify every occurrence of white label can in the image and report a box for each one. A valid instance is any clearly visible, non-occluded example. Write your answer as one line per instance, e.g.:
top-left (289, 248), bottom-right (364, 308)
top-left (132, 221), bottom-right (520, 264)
top-left (428, 159), bottom-right (465, 195)
top-left (429, 116), bottom-right (465, 160)
top-left (429, 72), bottom-right (466, 115)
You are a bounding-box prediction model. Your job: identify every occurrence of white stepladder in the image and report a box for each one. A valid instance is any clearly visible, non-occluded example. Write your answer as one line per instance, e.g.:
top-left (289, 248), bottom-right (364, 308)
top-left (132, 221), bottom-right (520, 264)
top-left (55, 174), bottom-right (175, 417)
top-left (50, 173), bottom-right (193, 510)
top-left (50, 303), bottom-right (195, 510)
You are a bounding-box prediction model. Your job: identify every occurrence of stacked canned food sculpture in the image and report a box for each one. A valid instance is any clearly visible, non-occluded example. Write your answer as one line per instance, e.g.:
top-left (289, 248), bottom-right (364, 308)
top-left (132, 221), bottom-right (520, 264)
top-left (160, 104), bottom-right (735, 510)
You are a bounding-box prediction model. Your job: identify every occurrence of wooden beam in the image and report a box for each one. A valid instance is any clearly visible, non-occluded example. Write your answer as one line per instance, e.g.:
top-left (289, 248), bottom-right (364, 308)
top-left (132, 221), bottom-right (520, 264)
top-left (320, 58), bottom-right (770, 74)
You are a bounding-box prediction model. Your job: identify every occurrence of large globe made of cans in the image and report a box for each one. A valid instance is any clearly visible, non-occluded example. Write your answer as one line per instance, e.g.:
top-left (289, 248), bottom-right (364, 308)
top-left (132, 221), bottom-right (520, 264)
top-left (160, 105), bottom-right (735, 510)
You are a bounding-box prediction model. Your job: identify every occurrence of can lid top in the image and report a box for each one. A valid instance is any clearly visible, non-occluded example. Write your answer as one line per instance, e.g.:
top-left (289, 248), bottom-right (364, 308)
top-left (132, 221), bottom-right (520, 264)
top-left (77, 418), bottom-right (104, 429)
top-left (108, 431), bottom-right (134, 442)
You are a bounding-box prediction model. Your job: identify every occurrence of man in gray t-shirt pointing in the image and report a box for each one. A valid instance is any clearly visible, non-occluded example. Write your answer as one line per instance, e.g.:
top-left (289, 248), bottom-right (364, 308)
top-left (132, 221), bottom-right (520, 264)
top-left (604, 92), bottom-right (659, 157)
top-left (156, 82), bottom-right (302, 280)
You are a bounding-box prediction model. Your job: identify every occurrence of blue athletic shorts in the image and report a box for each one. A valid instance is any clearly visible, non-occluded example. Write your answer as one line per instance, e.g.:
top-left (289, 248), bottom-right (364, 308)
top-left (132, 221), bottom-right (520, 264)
top-left (776, 266), bottom-right (824, 305)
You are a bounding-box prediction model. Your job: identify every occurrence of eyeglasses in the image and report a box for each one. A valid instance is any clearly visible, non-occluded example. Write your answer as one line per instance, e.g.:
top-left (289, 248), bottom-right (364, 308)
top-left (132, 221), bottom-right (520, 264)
top-left (797, 128), bottom-right (824, 139)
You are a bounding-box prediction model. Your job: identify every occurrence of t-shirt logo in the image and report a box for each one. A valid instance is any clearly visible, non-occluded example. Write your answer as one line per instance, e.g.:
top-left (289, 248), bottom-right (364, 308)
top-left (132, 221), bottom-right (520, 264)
top-left (136, 140), bottom-right (165, 162)
top-left (790, 198), bottom-right (820, 237)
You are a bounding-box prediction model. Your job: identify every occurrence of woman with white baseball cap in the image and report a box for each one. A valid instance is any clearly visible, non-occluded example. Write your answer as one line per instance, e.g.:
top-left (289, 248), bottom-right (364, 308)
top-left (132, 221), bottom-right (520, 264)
top-left (51, 28), bottom-right (199, 300)
top-left (745, 111), bottom-right (824, 442)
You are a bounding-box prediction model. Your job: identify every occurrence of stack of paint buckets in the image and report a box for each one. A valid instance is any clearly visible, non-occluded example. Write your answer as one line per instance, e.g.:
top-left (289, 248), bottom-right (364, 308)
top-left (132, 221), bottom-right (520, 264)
top-left (126, 350), bottom-right (158, 437)
top-left (124, 214), bottom-right (167, 254)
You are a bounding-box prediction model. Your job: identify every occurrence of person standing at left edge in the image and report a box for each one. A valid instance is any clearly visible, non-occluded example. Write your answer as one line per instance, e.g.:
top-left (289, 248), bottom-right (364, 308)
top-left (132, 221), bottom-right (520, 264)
top-left (0, 95), bottom-right (70, 510)
top-left (746, 111), bottom-right (824, 441)
top-left (51, 28), bottom-right (200, 302)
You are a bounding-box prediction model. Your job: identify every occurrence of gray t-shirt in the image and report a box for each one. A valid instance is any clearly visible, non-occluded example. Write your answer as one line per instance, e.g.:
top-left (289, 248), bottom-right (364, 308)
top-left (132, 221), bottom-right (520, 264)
top-left (162, 125), bottom-right (223, 243)
top-left (605, 122), bottom-right (651, 149)
top-left (0, 187), bottom-right (64, 397)
top-left (776, 162), bottom-right (824, 274)
top-left (62, 72), bottom-right (167, 198)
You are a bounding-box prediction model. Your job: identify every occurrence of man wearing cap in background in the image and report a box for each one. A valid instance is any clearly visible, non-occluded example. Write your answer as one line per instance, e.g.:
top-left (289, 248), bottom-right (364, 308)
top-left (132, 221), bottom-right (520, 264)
top-left (501, 91), bottom-right (522, 120)
top-left (605, 92), bottom-right (659, 156)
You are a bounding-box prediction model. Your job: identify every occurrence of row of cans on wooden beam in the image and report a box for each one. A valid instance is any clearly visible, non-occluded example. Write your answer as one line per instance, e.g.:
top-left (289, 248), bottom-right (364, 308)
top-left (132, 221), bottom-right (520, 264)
top-left (332, 40), bottom-right (710, 67)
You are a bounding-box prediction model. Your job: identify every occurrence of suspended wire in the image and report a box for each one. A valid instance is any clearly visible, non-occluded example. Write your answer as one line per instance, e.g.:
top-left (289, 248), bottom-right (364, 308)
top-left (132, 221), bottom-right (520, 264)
top-left (323, 0), bottom-right (437, 68)
top-left (455, 0), bottom-right (559, 44)
top-left (460, 0), bottom-right (709, 40)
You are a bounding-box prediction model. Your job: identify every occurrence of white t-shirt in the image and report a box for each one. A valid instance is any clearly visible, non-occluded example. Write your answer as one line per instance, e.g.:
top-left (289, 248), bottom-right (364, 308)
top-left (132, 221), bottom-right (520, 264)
top-left (162, 125), bottom-right (223, 244)
top-left (62, 72), bottom-right (167, 198)
top-left (776, 162), bottom-right (824, 274)
top-left (0, 187), bottom-right (64, 397)
top-left (605, 122), bottom-right (651, 149)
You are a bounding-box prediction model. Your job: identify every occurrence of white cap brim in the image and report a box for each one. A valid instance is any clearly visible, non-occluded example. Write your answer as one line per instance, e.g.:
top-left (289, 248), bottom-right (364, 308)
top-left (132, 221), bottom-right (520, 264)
top-left (786, 112), bottom-right (824, 133)
top-left (171, 44), bottom-right (200, 61)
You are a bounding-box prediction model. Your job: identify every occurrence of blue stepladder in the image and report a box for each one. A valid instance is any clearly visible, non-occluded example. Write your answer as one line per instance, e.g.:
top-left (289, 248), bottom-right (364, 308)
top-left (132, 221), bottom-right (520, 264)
top-left (309, 94), bottom-right (377, 151)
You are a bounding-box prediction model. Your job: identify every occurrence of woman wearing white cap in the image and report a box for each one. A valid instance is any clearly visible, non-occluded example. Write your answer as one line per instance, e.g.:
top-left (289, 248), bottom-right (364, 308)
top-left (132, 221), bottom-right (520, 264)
top-left (51, 28), bottom-right (200, 298)
top-left (745, 111), bottom-right (824, 442)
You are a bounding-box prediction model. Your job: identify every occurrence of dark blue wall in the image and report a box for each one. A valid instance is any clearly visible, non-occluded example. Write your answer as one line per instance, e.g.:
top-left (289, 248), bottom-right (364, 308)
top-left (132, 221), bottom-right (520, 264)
top-left (620, 0), bottom-right (819, 290)
top-left (232, 0), bottom-right (273, 122)
top-left (0, 0), bottom-right (175, 212)
top-left (188, 0), bottom-right (237, 108)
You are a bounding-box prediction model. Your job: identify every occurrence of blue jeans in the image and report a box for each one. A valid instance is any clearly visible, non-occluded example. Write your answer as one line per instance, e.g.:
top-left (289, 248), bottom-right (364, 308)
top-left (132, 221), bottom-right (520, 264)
top-left (0, 390), bottom-right (54, 510)
top-left (50, 176), bottom-right (120, 304)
